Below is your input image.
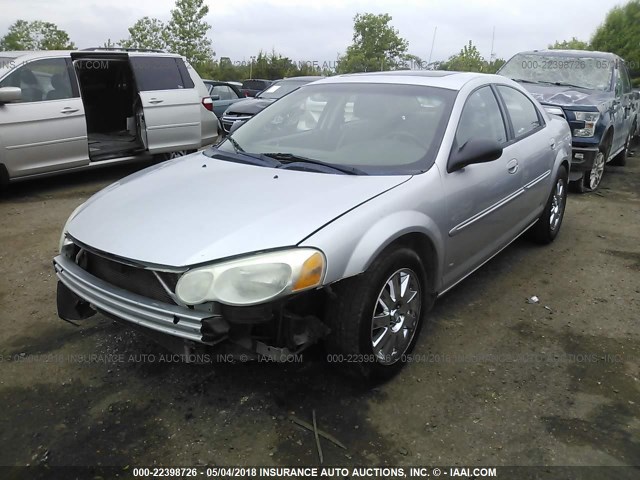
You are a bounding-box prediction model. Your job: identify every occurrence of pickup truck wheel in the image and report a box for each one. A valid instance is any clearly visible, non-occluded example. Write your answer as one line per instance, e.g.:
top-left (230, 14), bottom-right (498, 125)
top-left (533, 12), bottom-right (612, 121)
top-left (610, 127), bottom-right (634, 167)
top-left (325, 247), bottom-right (429, 381)
top-left (571, 144), bottom-right (608, 193)
top-left (528, 166), bottom-right (568, 244)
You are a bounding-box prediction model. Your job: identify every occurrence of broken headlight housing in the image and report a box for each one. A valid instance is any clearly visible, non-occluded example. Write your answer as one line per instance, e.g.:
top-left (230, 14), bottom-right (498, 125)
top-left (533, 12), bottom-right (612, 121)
top-left (175, 248), bottom-right (326, 306)
top-left (573, 111), bottom-right (600, 137)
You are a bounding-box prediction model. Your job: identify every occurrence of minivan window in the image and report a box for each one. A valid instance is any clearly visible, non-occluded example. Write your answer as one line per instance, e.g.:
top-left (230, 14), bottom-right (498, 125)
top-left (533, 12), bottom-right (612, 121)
top-left (130, 57), bottom-right (194, 91)
top-left (0, 58), bottom-right (74, 102)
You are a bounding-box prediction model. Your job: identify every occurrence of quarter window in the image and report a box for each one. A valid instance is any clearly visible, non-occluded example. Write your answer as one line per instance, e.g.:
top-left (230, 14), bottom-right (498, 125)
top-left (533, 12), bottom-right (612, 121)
top-left (130, 57), bottom-right (194, 91)
top-left (0, 58), bottom-right (74, 103)
top-left (455, 86), bottom-right (507, 148)
top-left (497, 86), bottom-right (542, 138)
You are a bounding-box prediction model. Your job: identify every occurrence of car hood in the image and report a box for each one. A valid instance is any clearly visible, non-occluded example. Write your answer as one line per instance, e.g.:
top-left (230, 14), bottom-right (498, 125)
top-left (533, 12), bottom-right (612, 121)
top-left (225, 98), bottom-right (275, 115)
top-left (521, 83), bottom-right (612, 108)
top-left (67, 152), bottom-right (410, 268)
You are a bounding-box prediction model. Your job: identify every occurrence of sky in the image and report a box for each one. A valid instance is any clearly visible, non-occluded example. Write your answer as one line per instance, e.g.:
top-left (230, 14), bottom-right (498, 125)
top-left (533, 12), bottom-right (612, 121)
top-left (0, 0), bottom-right (625, 65)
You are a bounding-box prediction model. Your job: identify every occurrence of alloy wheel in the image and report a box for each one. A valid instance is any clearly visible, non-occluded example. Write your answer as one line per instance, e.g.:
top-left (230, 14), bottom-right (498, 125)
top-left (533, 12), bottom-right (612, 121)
top-left (589, 151), bottom-right (605, 190)
top-left (549, 177), bottom-right (566, 231)
top-left (371, 268), bottom-right (422, 365)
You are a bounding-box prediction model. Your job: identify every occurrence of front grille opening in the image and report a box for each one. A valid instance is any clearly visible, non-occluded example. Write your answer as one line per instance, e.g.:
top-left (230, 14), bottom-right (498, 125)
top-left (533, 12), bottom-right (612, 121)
top-left (82, 250), bottom-right (179, 305)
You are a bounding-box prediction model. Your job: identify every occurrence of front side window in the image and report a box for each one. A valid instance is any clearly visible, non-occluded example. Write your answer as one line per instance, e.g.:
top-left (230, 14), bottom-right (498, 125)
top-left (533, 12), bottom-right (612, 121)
top-left (0, 58), bottom-right (73, 103)
top-left (213, 83), bottom-right (456, 175)
top-left (455, 86), bottom-right (507, 149)
top-left (497, 86), bottom-right (542, 138)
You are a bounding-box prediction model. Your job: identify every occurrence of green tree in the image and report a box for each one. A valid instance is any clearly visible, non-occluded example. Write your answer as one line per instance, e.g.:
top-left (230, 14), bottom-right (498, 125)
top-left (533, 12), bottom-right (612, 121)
top-left (119, 17), bottom-right (168, 50)
top-left (0, 20), bottom-right (75, 50)
top-left (549, 37), bottom-right (590, 50)
top-left (591, 0), bottom-right (640, 80)
top-left (337, 13), bottom-right (409, 73)
top-left (440, 41), bottom-right (485, 72)
top-left (166, 0), bottom-right (214, 68)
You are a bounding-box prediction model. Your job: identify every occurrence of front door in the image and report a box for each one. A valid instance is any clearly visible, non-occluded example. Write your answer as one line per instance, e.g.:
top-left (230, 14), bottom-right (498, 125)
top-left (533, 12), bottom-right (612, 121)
top-left (0, 57), bottom-right (88, 178)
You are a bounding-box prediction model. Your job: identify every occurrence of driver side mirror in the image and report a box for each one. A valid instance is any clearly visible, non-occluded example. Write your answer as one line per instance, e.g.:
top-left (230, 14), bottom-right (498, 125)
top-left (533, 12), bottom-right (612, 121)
top-left (448, 138), bottom-right (503, 173)
top-left (0, 87), bottom-right (22, 104)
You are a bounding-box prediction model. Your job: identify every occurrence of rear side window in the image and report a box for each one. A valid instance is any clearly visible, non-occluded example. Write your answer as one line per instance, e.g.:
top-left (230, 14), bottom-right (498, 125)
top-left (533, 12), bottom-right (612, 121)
top-left (497, 86), bottom-right (542, 138)
top-left (130, 57), bottom-right (194, 91)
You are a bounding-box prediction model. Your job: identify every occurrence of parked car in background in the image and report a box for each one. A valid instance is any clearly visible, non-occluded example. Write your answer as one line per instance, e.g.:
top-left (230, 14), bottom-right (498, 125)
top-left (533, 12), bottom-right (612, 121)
top-left (240, 79), bottom-right (273, 97)
top-left (55, 71), bottom-right (571, 380)
top-left (0, 48), bottom-right (218, 190)
top-left (499, 49), bottom-right (637, 192)
top-left (202, 80), bottom-right (245, 118)
top-left (220, 76), bottom-right (324, 134)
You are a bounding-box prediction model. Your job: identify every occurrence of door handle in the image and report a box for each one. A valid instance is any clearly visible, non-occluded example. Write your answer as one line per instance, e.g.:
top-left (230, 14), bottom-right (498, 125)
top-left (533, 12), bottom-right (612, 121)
top-left (148, 98), bottom-right (163, 104)
top-left (549, 139), bottom-right (556, 150)
top-left (60, 107), bottom-right (79, 114)
top-left (507, 159), bottom-right (519, 174)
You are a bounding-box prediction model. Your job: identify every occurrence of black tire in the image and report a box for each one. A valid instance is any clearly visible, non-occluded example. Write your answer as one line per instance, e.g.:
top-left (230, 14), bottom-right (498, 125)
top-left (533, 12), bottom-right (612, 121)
top-left (570, 141), bottom-right (610, 193)
top-left (529, 166), bottom-right (568, 244)
top-left (155, 149), bottom-right (197, 162)
top-left (0, 164), bottom-right (9, 193)
top-left (325, 247), bottom-right (431, 382)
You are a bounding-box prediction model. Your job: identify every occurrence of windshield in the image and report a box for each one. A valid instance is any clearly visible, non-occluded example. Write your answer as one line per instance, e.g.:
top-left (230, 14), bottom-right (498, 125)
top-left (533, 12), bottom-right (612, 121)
top-left (499, 53), bottom-right (613, 91)
top-left (257, 81), bottom-right (309, 99)
top-left (242, 80), bottom-right (269, 90)
top-left (212, 82), bottom-right (456, 175)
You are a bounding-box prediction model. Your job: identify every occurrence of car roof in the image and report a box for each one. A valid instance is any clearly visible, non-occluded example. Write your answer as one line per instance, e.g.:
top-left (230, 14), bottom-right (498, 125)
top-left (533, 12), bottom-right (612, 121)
top-left (514, 49), bottom-right (618, 59)
top-left (0, 49), bottom-right (185, 62)
top-left (315, 71), bottom-right (494, 91)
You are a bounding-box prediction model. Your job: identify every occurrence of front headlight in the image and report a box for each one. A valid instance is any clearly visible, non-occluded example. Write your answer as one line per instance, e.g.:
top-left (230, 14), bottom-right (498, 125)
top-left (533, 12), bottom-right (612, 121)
top-left (175, 248), bottom-right (326, 306)
top-left (573, 111), bottom-right (600, 137)
top-left (58, 203), bottom-right (85, 252)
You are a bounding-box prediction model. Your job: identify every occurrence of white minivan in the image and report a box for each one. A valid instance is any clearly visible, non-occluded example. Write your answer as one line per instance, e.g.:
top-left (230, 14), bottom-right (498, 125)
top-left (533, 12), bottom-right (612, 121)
top-left (0, 49), bottom-right (219, 189)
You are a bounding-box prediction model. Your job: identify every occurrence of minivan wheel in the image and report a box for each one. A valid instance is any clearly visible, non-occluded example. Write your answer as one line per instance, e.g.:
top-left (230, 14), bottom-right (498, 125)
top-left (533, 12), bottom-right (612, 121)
top-left (156, 149), bottom-right (197, 162)
top-left (0, 164), bottom-right (9, 193)
top-left (528, 166), bottom-right (568, 244)
top-left (325, 247), bottom-right (430, 381)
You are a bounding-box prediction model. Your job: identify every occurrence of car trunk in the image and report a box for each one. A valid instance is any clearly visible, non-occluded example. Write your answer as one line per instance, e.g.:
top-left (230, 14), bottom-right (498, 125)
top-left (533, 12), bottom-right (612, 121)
top-left (72, 54), bottom-right (145, 161)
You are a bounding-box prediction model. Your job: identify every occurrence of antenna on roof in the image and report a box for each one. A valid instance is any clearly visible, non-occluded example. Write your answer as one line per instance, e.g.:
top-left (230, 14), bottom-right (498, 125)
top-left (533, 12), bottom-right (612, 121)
top-left (427, 26), bottom-right (437, 68)
top-left (490, 26), bottom-right (496, 62)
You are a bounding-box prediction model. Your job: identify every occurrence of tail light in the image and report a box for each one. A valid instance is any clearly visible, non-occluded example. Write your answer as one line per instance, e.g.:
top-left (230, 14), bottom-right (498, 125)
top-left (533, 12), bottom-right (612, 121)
top-left (202, 97), bottom-right (214, 112)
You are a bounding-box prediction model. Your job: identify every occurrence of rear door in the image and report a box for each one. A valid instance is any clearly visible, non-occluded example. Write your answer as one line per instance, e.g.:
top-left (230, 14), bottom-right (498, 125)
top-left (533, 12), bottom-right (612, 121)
top-left (129, 55), bottom-right (201, 153)
top-left (0, 56), bottom-right (88, 178)
top-left (495, 85), bottom-right (553, 212)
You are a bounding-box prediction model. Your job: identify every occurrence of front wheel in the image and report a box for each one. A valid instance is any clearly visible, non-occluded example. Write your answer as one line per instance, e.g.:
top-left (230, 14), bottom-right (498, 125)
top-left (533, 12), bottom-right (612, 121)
top-left (570, 143), bottom-right (608, 193)
top-left (325, 247), bottom-right (430, 381)
top-left (529, 166), bottom-right (568, 244)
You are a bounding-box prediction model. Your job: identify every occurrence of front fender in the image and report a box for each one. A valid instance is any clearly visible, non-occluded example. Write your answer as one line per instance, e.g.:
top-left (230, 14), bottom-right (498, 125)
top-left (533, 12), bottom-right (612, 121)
top-left (299, 172), bottom-right (447, 290)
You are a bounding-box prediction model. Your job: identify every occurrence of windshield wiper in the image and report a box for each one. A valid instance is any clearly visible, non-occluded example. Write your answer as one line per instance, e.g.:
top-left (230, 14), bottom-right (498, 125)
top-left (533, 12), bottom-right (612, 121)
top-left (547, 81), bottom-right (590, 89)
top-left (262, 153), bottom-right (366, 175)
top-left (209, 137), bottom-right (281, 167)
top-left (511, 78), bottom-right (541, 84)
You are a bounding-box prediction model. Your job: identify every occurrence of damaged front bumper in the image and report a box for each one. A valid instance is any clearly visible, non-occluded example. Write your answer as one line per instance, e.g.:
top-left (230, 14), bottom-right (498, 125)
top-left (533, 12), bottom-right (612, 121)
top-left (53, 254), bottom-right (327, 360)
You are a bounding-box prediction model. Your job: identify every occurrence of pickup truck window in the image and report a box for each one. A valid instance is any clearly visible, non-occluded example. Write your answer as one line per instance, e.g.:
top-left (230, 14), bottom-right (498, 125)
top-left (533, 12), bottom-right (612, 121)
top-left (499, 53), bottom-right (613, 91)
top-left (621, 65), bottom-right (632, 94)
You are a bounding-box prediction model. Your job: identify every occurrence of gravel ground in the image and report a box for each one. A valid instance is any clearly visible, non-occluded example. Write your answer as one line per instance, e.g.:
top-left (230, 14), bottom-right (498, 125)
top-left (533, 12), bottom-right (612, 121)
top-left (0, 150), bottom-right (638, 472)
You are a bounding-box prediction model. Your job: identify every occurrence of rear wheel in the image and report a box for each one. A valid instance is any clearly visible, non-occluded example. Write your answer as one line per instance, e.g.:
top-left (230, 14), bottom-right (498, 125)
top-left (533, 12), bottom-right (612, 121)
top-left (529, 166), bottom-right (568, 244)
top-left (155, 149), bottom-right (197, 162)
top-left (325, 247), bottom-right (431, 381)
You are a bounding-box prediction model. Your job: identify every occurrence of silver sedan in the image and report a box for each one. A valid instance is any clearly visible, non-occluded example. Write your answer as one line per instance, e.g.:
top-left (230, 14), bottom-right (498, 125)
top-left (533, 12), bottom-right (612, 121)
top-left (54, 71), bottom-right (572, 380)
